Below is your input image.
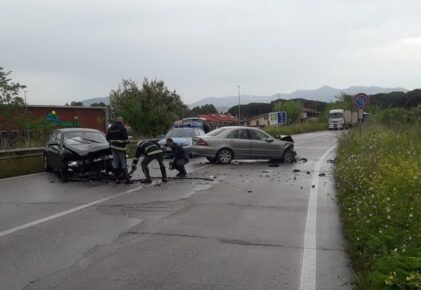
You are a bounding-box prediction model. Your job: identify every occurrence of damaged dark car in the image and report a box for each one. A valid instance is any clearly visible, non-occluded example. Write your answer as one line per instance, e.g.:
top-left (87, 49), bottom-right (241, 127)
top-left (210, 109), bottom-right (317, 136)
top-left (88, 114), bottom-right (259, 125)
top-left (44, 128), bottom-right (113, 181)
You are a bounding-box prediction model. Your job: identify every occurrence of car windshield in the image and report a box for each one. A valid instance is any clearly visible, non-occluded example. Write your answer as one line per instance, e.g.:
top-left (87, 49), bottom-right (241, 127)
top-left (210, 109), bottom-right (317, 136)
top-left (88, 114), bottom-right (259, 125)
top-left (64, 131), bottom-right (107, 145)
top-left (329, 113), bottom-right (343, 118)
top-left (206, 128), bottom-right (226, 136)
top-left (166, 128), bottom-right (204, 138)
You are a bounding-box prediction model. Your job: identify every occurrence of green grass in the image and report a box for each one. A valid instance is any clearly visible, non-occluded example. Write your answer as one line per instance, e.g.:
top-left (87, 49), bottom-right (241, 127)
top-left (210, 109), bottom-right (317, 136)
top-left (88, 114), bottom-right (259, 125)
top-left (0, 155), bottom-right (44, 179)
top-left (335, 124), bottom-right (421, 289)
top-left (264, 121), bottom-right (327, 136)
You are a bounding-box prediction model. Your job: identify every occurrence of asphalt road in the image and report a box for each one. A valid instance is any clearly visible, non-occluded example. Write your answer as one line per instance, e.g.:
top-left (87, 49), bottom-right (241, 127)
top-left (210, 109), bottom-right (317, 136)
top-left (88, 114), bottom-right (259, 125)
top-left (0, 131), bottom-right (352, 290)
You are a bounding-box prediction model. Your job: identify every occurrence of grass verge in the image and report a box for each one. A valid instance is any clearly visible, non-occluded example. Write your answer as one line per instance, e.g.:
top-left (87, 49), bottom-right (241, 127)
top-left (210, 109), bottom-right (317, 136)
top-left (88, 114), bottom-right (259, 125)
top-left (0, 155), bottom-right (44, 179)
top-left (264, 121), bottom-right (327, 136)
top-left (335, 124), bottom-right (421, 289)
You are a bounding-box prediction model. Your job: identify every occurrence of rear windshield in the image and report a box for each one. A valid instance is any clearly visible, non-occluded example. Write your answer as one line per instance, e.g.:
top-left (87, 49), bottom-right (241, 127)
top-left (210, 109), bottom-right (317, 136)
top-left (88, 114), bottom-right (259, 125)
top-left (206, 128), bottom-right (226, 136)
top-left (64, 132), bottom-right (107, 145)
top-left (166, 128), bottom-right (205, 138)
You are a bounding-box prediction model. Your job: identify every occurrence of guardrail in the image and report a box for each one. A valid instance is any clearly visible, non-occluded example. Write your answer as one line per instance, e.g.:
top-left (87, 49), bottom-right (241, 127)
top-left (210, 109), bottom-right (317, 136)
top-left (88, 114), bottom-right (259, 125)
top-left (0, 142), bottom-right (140, 161)
top-left (0, 147), bottom-right (44, 160)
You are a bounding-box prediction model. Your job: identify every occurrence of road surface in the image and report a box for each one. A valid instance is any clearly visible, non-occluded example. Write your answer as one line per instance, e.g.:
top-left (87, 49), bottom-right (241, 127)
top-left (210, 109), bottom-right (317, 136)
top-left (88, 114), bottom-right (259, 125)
top-left (0, 131), bottom-right (352, 289)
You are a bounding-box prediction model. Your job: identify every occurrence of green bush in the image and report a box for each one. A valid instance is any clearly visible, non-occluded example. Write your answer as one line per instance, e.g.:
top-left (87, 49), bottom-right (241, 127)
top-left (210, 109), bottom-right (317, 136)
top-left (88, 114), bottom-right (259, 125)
top-left (335, 124), bottom-right (421, 289)
top-left (0, 155), bottom-right (43, 179)
top-left (264, 121), bottom-right (327, 136)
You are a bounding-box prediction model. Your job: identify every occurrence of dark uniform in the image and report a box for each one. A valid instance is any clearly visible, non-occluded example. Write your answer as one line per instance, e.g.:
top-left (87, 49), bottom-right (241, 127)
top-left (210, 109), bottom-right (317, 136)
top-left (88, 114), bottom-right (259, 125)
top-left (106, 120), bottom-right (131, 183)
top-left (132, 140), bottom-right (167, 183)
top-left (169, 142), bottom-right (189, 177)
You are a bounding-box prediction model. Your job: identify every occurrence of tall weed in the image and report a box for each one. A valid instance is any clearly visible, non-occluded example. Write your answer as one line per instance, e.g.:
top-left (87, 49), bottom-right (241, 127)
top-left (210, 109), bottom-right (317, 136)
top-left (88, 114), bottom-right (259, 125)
top-left (336, 124), bottom-right (421, 289)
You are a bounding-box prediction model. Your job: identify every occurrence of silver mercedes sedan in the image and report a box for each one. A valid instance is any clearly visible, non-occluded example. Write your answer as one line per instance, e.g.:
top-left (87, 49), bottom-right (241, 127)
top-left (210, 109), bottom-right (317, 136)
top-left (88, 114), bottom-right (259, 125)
top-left (192, 126), bottom-right (296, 164)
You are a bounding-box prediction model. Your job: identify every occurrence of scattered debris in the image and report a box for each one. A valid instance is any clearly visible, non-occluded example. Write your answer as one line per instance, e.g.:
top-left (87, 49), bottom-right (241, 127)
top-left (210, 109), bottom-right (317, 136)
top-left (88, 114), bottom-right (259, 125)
top-left (306, 171), bottom-right (311, 175)
top-left (300, 186), bottom-right (303, 189)
top-left (318, 173), bottom-right (326, 177)
top-left (208, 175), bottom-right (216, 180)
top-left (297, 157), bottom-right (308, 163)
top-left (293, 176), bottom-right (297, 180)
top-left (247, 190), bottom-right (253, 193)
top-left (293, 169), bottom-right (301, 173)
top-left (269, 163), bottom-right (280, 167)
top-left (327, 159), bottom-right (336, 164)
top-left (261, 170), bottom-right (272, 173)
top-left (312, 185), bottom-right (315, 188)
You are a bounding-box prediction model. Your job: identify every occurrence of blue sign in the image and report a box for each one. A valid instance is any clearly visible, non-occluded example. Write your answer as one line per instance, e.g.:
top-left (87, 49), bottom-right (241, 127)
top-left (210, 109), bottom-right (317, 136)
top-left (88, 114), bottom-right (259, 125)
top-left (353, 93), bottom-right (370, 109)
top-left (269, 111), bottom-right (287, 125)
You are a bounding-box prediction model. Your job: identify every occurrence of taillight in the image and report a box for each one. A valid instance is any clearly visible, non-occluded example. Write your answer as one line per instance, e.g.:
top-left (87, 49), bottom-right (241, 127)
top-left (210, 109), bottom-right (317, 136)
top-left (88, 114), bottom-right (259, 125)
top-left (196, 138), bottom-right (208, 146)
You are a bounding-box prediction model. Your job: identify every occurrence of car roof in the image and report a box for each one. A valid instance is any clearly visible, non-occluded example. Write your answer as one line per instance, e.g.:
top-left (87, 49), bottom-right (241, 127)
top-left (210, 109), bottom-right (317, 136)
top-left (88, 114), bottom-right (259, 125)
top-left (56, 128), bottom-right (102, 133)
top-left (217, 126), bottom-right (262, 130)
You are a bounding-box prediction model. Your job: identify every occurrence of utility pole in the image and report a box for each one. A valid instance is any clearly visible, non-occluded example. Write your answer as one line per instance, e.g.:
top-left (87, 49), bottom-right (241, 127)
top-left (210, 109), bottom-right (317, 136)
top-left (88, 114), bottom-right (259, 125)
top-left (24, 90), bottom-right (28, 146)
top-left (237, 85), bottom-right (241, 126)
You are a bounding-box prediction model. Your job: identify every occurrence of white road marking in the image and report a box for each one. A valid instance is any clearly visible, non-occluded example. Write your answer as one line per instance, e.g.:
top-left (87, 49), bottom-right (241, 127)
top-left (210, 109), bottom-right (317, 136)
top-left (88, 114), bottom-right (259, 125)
top-left (0, 164), bottom-right (210, 239)
top-left (299, 144), bottom-right (337, 290)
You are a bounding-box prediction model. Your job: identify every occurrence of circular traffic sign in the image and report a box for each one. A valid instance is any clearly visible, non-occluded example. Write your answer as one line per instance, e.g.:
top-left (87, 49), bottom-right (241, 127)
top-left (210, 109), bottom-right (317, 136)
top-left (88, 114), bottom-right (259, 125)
top-left (353, 93), bottom-right (370, 109)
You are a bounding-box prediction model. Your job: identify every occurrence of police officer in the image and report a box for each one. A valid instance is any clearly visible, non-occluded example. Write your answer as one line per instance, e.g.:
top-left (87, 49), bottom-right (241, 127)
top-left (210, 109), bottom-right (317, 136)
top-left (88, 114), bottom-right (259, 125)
top-left (106, 116), bottom-right (131, 184)
top-left (165, 138), bottom-right (189, 177)
top-left (131, 140), bottom-right (167, 184)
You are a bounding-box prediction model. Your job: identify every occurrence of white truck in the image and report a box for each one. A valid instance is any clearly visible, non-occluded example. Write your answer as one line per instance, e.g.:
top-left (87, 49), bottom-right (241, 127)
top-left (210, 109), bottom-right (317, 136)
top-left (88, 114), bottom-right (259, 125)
top-left (328, 109), bottom-right (358, 129)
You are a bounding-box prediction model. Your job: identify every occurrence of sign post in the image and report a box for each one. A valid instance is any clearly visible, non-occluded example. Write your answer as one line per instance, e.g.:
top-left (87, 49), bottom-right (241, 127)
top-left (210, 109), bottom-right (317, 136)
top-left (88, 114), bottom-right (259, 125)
top-left (269, 111), bottom-right (287, 125)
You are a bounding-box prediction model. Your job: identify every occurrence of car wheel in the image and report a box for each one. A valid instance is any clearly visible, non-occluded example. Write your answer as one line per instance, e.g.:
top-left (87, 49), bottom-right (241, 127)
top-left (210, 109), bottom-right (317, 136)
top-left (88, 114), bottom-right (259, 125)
top-left (43, 155), bottom-right (51, 172)
top-left (217, 148), bottom-right (233, 164)
top-left (58, 162), bottom-right (68, 182)
top-left (282, 149), bottom-right (295, 163)
top-left (206, 157), bottom-right (217, 163)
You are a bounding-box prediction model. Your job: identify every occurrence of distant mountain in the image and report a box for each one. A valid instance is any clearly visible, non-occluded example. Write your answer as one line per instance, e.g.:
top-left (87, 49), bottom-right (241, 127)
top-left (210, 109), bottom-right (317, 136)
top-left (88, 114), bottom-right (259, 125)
top-left (287, 85), bottom-right (408, 102)
top-left (190, 86), bottom-right (407, 111)
top-left (81, 97), bottom-right (110, 106)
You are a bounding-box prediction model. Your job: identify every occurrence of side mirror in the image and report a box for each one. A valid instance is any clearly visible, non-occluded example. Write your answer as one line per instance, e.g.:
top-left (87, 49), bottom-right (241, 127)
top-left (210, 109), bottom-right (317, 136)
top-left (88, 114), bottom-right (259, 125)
top-left (265, 138), bottom-right (274, 143)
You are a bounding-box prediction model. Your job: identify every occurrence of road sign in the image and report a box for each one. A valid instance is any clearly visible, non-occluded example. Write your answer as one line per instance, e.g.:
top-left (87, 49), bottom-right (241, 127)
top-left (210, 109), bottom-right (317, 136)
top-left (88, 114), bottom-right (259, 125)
top-left (269, 111), bottom-right (287, 125)
top-left (353, 93), bottom-right (370, 109)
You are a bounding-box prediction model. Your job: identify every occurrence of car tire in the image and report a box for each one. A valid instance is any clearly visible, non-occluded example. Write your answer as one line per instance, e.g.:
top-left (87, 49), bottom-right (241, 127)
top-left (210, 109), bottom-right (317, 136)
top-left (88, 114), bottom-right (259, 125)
top-left (206, 157), bottom-right (217, 163)
top-left (43, 155), bottom-right (51, 172)
top-left (217, 148), bottom-right (233, 164)
top-left (58, 162), bottom-right (68, 182)
top-left (282, 148), bottom-right (295, 163)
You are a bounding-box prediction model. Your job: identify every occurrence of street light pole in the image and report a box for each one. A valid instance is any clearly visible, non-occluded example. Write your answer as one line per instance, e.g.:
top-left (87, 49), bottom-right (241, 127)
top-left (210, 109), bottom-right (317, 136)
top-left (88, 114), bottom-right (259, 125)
top-left (237, 85), bottom-right (241, 126)
top-left (24, 90), bottom-right (28, 145)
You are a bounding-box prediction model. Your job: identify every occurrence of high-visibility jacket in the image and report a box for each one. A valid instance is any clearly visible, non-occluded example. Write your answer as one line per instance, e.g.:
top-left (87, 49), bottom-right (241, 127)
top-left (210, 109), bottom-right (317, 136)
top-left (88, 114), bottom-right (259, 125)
top-left (132, 140), bottom-right (163, 168)
top-left (106, 121), bottom-right (130, 151)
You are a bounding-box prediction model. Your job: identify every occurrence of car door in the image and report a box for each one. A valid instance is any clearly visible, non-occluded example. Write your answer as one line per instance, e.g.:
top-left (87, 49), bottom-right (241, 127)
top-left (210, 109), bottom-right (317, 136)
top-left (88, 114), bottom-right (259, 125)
top-left (249, 129), bottom-right (282, 158)
top-left (226, 129), bottom-right (251, 158)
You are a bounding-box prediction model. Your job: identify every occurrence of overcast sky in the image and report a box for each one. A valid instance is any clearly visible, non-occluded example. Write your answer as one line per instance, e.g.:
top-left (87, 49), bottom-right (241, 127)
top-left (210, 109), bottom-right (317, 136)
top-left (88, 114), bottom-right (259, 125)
top-left (1, 0), bottom-right (420, 105)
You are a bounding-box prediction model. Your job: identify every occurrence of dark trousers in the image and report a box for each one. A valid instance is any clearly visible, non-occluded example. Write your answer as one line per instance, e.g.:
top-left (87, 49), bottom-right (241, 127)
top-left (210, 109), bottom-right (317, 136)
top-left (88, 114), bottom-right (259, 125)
top-left (141, 153), bottom-right (166, 180)
top-left (173, 158), bottom-right (188, 175)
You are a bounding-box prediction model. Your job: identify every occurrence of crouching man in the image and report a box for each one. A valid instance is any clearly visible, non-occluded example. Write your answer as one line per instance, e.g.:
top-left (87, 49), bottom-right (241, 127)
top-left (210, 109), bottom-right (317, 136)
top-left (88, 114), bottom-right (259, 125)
top-left (165, 138), bottom-right (189, 177)
top-left (131, 140), bottom-right (167, 184)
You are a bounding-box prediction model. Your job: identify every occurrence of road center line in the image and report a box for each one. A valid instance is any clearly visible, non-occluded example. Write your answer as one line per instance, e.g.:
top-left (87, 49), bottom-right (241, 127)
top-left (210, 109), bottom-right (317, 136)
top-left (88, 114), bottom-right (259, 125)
top-left (299, 144), bottom-right (337, 290)
top-left (0, 164), bottom-right (210, 239)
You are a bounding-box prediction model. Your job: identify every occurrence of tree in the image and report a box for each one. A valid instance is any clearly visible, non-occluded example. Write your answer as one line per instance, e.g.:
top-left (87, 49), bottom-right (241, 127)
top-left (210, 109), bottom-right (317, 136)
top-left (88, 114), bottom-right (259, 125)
top-left (0, 67), bottom-right (26, 107)
top-left (90, 102), bottom-right (106, 107)
top-left (227, 103), bottom-right (273, 120)
top-left (187, 104), bottom-right (218, 116)
top-left (110, 78), bottom-right (187, 137)
top-left (67, 101), bottom-right (84, 106)
top-left (0, 67), bottom-right (26, 130)
top-left (273, 100), bottom-right (303, 124)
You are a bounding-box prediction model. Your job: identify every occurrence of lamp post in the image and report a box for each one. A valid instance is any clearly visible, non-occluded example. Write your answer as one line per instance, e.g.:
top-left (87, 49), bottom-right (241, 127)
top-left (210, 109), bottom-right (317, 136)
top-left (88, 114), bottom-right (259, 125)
top-left (237, 85), bottom-right (241, 125)
top-left (24, 90), bottom-right (28, 145)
